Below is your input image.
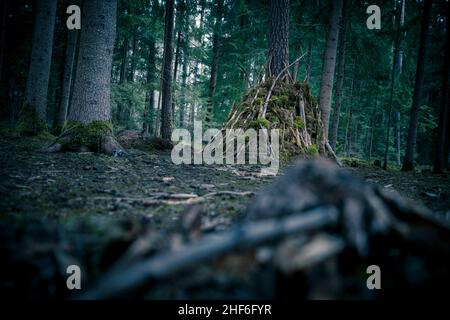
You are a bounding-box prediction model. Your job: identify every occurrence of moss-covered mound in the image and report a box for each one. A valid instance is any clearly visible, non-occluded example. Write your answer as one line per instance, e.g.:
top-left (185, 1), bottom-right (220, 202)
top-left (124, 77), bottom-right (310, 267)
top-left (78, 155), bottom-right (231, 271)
top-left (222, 79), bottom-right (324, 162)
top-left (57, 120), bottom-right (113, 152)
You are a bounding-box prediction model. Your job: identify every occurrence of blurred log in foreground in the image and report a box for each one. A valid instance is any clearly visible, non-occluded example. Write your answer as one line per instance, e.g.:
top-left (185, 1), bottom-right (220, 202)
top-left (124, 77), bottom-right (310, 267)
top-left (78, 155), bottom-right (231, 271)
top-left (81, 159), bottom-right (450, 299)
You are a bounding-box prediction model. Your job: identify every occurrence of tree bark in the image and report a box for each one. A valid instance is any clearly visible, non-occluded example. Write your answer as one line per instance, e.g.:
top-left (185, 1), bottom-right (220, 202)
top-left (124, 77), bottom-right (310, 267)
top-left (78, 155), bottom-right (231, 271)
top-left (172, 30), bottom-right (182, 121)
top-left (144, 39), bottom-right (156, 136)
top-left (433, 2), bottom-right (450, 173)
top-left (206, 0), bottom-right (224, 126)
top-left (68, 0), bottom-right (117, 124)
top-left (329, 0), bottom-right (349, 151)
top-left (24, 0), bottom-right (57, 123)
top-left (116, 35), bottom-right (129, 124)
top-left (319, 0), bottom-right (343, 142)
top-left (402, 0), bottom-right (432, 171)
top-left (267, 0), bottom-right (289, 80)
top-left (160, 0), bottom-right (175, 139)
top-left (55, 29), bottom-right (79, 130)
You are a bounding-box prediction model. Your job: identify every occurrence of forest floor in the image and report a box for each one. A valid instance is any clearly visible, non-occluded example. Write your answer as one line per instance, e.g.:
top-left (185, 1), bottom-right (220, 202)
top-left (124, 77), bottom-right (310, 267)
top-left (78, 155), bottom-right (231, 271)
top-left (0, 130), bottom-right (449, 297)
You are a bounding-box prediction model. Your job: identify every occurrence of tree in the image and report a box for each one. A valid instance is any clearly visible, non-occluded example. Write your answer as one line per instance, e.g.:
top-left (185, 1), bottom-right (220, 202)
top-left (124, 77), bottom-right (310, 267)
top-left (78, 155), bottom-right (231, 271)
top-left (57, 0), bottom-right (123, 154)
top-left (267, 0), bottom-right (289, 79)
top-left (319, 0), bottom-right (343, 142)
top-left (206, 0), bottom-right (224, 126)
top-left (19, 0), bottom-right (57, 134)
top-left (329, 0), bottom-right (349, 151)
top-left (402, 0), bottom-right (432, 171)
top-left (54, 28), bottom-right (79, 132)
top-left (433, 2), bottom-right (450, 173)
top-left (160, 0), bottom-right (175, 139)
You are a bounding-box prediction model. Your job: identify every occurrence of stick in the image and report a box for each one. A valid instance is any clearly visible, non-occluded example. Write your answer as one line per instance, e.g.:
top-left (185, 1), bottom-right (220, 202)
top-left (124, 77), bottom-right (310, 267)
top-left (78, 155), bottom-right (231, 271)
top-left (261, 54), bottom-right (307, 119)
top-left (79, 206), bottom-right (339, 299)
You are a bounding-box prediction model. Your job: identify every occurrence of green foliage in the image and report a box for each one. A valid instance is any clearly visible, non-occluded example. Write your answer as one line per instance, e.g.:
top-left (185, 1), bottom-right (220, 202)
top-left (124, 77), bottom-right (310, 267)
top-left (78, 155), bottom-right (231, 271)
top-left (15, 103), bottom-right (47, 136)
top-left (305, 144), bottom-right (319, 156)
top-left (250, 117), bottom-right (270, 129)
top-left (294, 117), bottom-right (305, 130)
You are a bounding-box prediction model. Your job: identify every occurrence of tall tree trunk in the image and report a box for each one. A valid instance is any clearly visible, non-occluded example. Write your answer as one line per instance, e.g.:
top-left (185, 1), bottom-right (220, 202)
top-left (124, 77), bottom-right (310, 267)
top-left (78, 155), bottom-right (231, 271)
top-left (172, 30), bottom-right (182, 122)
top-left (117, 36), bottom-right (129, 124)
top-left (180, 39), bottom-right (188, 128)
top-left (433, 2), bottom-right (450, 173)
top-left (267, 0), bottom-right (289, 80)
top-left (329, 0), bottom-right (349, 151)
top-left (395, 0), bottom-right (406, 80)
top-left (383, 4), bottom-right (403, 170)
top-left (206, 0), bottom-right (223, 126)
top-left (68, 0), bottom-right (117, 124)
top-left (22, 0), bottom-right (57, 127)
top-left (144, 39), bottom-right (156, 136)
top-left (402, 0), bottom-right (432, 171)
top-left (160, 0), bottom-right (175, 139)
top-left (55, 29), bottom-right (79, 130)
top-left (319, 0), bottom-right (343, 142)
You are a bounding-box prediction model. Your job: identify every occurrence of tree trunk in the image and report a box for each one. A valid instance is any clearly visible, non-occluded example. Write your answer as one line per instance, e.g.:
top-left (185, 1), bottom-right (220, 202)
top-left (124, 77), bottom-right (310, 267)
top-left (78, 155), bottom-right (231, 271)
top-left (117, 35), bottom-right (129, 124)
top-left (402, 0), bottom-right (432, 171)
top-left (180, 39), bottom-right (188, 128)
top-left (23, 0), bottom-right (57, 124)
top-left (433, 2), bottom-right (450, 173)
top-left (172, 30), bottom-right (182, 122)
top-left (68, 0), bottom-right (117, 124)
top-left (319, 0), bottom-right (343, 142)
top-left (394, 111), bottom-right (401, 165)
top-left (383, 5), bottom-right (403, 170)
top-left (206, 0), bottom-right (224, 126)
top-left (344, 78), bottom-right (355, 156)
top-left (395, 0), bottom-right (406, 80)
top-left (55, 29), bottom-right (78, 130)
top-left (160, 0), bottom-right (175, 140)
top-left (0, 0), bottom-right (7, 82)
top-left (144, 39), bottom-right (156, 136)
top-left (329, 0), bottom-right (349, 151)
top-left (267, 0), bottom-right (289, 80)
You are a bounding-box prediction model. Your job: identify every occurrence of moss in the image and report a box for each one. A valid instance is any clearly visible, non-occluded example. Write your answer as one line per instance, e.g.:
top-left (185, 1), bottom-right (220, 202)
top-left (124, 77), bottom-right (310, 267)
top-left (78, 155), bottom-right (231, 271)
top-left (254, 97), bottom-right (263, 105)
top-left (16, 102), bottom-right (47, 136)
top-left (340, 157), bottom-right (371, 168)
top-left (294, 117), bottom-right (305, 130)
top-left (305, 144), bottom-right (319, 156)
top-left (250, 117), bottom-right (270, 129)
top-left (60, 120), bottom-right (113, 152)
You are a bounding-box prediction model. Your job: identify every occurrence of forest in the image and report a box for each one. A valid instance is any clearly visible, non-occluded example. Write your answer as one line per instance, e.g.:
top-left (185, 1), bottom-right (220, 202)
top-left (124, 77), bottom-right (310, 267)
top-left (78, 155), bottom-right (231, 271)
top-left (0, 0), bottom-right (449, 300)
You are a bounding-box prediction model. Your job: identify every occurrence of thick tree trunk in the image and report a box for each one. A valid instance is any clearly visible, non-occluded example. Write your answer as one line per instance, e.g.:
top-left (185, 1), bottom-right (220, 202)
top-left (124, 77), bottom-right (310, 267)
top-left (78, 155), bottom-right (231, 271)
top-left (23, 0), bottom-right (57, 124)
top-left (160, 0), bottom-right (175, 139)
top-left (402, 0), bottom-right (432, 171)
top-left (319, 0), bottom-right (343, 142)
top-left (433, 2), bottom-right (450, 173)
top-left (329, 0), bottom-right (349, 151)
top-left (68, 0), bottom-right (117, 124)
top-left (267, 0), bottom-right (289, 80)
top-left (206, 0), bottom-right (223, 126)
top-left (55, 29), bottom-right (78, 130)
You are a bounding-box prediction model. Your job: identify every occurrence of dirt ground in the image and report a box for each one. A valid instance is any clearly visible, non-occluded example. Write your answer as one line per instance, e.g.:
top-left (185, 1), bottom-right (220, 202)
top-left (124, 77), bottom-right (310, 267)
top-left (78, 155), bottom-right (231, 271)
top-left (0, 132), bottom-right (449, 298)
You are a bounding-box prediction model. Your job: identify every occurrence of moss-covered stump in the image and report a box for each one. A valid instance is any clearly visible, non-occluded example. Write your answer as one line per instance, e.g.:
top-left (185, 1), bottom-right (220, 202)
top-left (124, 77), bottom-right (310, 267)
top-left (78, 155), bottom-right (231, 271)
top-left (47, 120), bottom-right (125, 155)
top-left (221, 79), bottom-right (325, 162)
top-left (16, 103), bottom-right (47, 136)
